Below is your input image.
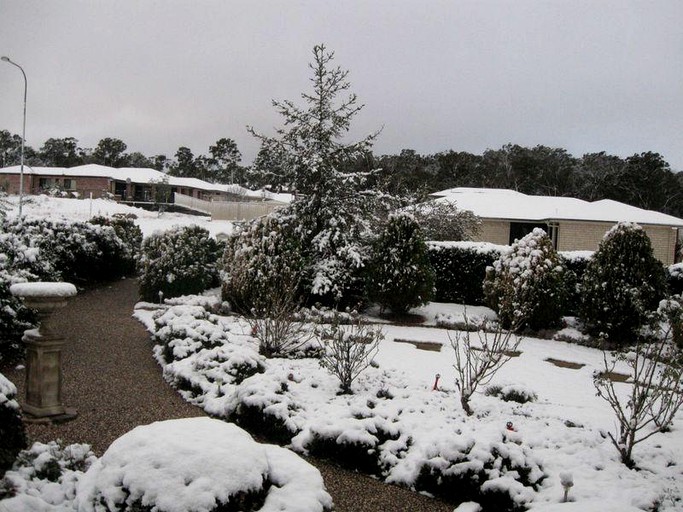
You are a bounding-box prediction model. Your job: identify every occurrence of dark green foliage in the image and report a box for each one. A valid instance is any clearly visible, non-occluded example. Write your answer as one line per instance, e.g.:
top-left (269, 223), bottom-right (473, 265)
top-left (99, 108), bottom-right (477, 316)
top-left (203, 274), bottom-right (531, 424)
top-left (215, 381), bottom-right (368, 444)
top-left (666, 264), bottom-right (683, 296)
top-left (0, 376), bottom-right (27, 478)
top-left (367, 213), bottom-right (434, 315)
top-left (580, 222), bottom-right (667, 342)
top-left (414, 442), bottom-right (544, 512)
top-left (222, 211), bottom-right (304, 314)
top-left (484, 229), bottom-right (566, 330)
top-left (139, 225), bottom-right (223, 302)
top-left (306, 425), bottom-right (402, 477)
top-left (234, 404), bottom-right (297, 446)
top-left (485, 384), bottom-right (537, 404)
top-left (427, 242), bottom-right (503, 305)
top-left (558, 252), bottom-right (592, 316)
top-left (89, 214), bottom-right (142, 276)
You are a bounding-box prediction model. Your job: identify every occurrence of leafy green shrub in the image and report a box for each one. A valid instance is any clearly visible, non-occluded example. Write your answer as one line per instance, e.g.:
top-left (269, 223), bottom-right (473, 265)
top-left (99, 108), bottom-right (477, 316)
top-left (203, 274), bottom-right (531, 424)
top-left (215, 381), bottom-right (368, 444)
top-left (0, 373), bottom-right (27, 478)
top-left (427, 241), bottom-right (503, 305)
top-left (89, 214), bottom-right (142, 276)
top-left (558, 251), bottom-right (592, 316)
top-left (484, 229), bottom-right (566, 330)
top-left (580, 222), bottom-right (667, 342)
top-left (367, 212), bottom-right (434, 315)
top-left (139, 225), bottom-right (223, 302)
top-left (222, 212), bottom-right (303, 314)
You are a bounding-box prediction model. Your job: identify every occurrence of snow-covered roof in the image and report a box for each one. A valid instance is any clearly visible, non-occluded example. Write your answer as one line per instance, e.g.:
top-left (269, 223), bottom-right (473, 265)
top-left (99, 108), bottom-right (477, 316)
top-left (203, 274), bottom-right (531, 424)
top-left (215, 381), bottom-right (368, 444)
top-left (430, 187), bottom-right (683, 227)
top-left (0, 164), bottom-right (291, 202)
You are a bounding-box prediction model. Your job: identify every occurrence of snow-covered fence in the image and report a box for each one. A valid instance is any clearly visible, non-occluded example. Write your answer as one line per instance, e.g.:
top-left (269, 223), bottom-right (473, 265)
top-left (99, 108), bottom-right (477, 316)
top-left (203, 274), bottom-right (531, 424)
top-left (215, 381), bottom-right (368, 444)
top-left (173, 192), bottom-right (286, 221)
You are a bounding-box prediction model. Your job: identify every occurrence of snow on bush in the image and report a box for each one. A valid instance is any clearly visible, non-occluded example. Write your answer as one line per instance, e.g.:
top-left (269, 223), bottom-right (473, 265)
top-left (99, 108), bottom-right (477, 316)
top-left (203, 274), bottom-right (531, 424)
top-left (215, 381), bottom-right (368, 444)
top-left (427, 241), bottom-right (504, 306)
top-left (367, 212), bottom-right (434, 315)
top-left (580, 222), bottom-right (667, 343)
top-left (0, 441), bottom-right (94, 506)
top-left (0, 372), bottom-right (27, 477)
top-left (484, 229), bottom-right (566, 331)
top-left (75, 418), bottom-right (333, 512)
top-left (138, 225), bottom-right (223, 302)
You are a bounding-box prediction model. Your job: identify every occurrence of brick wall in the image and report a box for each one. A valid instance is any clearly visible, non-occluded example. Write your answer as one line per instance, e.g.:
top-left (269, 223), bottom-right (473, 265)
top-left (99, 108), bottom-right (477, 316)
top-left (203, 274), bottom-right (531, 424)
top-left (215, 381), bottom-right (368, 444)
top-left (474, 220), bottom-right (510, 245)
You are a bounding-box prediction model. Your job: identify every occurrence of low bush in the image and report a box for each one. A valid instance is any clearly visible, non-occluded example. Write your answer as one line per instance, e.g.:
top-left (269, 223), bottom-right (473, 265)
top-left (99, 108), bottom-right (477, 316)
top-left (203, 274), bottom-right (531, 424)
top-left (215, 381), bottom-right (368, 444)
top-left (667, 263), bottom-right (683, 296)
top-left (485, 384), bottom-right (538, 404)
top-left (139, 225), bottom-right (223, 302)
top-left (427, 241), bottom-right (503, 305)
top-left (558, 251), bottom-right (592, 316)
top-left (89, 215), bottom-right (142, 277)
top-left (0, 373), bottom-right (27, 479)
top-left (414, 439), bottom-right (544, 512)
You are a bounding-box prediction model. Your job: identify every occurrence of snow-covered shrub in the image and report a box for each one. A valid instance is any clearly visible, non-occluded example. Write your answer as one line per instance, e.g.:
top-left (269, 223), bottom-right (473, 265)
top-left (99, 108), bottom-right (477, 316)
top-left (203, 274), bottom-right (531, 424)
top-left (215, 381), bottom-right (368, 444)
top-left (666, 263), bottom-right (683, 296)
top-left (317, 312), bottom-right (383, 394)
top-left (305, 416), bottom-right (403, 476)
top-left (484, 229), bottom-right (566, 331)
top-left (139, 225), bottom-right (223, 302)
top-left (89, 214), bottom-right (142, 276)
top-left (408, 200), bottom-right (481, 242)
top-left (367, 212), bottom-right (434, 315)
top-left (75, 418), bottom-right (333, 512)
top-left (659, 296), bottom-right (683, 349)
top-left (222, 212), bottom-right (303, 315)
top-left (580, 222), bottom-right (667, 342)
top-left (557, 251), bottom-right (592, 316)
top-left (151, 305), bottom-right (265, 394)
top-left (0, 441), bottom-right (95, 504)
top-left (414, 438), bottom-right (545, 512)
top-left (485, 384), bottom-right (537, 404)
top-left (428, 242), bottom-right (504, 306)
top-left (0, 372), bottom-right (27, 478)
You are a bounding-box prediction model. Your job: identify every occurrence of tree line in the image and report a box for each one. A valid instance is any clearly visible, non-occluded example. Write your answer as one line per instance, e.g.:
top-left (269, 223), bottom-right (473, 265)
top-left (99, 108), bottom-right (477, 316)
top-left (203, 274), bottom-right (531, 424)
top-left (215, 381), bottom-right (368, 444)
top-left (2, 128), bottom-right (682, 218)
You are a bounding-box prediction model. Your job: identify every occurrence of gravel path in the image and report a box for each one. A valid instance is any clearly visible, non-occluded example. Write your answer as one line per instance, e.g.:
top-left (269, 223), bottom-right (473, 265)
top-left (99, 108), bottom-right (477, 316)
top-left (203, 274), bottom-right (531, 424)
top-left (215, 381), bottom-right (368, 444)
top-left (1, 278), bottom-right (453, 512)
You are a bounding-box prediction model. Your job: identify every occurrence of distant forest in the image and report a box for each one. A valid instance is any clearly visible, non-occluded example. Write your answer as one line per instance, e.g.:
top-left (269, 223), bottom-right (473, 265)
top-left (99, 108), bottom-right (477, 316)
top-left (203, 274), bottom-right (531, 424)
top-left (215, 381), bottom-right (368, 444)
top-left (2, 128), bottom-right (682, 218)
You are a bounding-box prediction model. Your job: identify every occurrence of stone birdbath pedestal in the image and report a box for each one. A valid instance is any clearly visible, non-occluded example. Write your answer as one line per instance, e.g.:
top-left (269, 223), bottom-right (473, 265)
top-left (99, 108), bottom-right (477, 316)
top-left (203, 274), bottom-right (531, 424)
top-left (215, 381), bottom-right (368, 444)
top-left (10, 282), bottom-right (78, 423)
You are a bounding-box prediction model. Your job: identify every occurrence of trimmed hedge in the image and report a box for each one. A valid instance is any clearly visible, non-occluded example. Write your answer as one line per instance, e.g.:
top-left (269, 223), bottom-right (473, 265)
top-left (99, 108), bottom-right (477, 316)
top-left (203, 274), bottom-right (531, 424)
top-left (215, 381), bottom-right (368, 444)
top-left (427, 241), bottom-right (504, 305)
top-left (0, 373), bottom-right (27, 478)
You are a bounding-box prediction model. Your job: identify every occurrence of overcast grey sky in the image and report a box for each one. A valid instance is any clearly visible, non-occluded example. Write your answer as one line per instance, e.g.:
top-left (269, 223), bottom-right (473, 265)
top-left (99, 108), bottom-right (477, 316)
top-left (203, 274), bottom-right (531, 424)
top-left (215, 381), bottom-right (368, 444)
top-left (1, 1), bottom-right (681, 170)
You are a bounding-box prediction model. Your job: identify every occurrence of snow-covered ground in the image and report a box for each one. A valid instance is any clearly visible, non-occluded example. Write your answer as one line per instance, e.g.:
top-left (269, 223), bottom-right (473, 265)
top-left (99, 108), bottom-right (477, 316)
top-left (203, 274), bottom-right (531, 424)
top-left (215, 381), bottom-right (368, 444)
top-left (2, 195), bottom-right (235, 239)
top-left (1, 196), bottom-right (682, 512)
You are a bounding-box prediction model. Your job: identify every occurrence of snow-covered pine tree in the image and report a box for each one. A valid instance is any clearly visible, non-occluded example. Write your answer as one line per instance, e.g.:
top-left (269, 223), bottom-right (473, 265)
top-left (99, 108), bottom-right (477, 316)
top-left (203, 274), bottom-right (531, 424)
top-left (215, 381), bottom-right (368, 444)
top-left (248, 44), bottom-right (380, 307)
top-left (580, 222), bottom-right (667, 343)
top-left (368, 212), bottom-right (434, 315)
top-left (484, 228), bottom-right (566, 330)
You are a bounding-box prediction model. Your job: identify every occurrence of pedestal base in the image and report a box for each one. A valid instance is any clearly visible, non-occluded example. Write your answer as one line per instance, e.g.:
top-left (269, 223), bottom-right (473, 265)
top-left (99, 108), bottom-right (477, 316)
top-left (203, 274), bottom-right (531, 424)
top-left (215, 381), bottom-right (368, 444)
top-left (22, 405), bottom-right (78, 424)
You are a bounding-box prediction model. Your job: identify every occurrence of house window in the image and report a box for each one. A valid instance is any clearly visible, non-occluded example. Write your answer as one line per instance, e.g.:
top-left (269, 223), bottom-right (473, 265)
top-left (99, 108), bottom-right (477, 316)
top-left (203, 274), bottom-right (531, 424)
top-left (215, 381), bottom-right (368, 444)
top-left (38, 177), bottom-right (53, 189)
top-left (63, 179), bottom-right (76, 190)
top-left (509, 222), bottom-right (559, 249)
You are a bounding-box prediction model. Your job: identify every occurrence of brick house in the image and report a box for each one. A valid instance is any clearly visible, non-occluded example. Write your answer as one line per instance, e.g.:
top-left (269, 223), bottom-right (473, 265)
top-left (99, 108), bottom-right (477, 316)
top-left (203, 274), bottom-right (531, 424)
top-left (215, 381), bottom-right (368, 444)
top-left (0, 164), bottom-right (280, 204)
top-left (429, 188), bottom-right (683, 265)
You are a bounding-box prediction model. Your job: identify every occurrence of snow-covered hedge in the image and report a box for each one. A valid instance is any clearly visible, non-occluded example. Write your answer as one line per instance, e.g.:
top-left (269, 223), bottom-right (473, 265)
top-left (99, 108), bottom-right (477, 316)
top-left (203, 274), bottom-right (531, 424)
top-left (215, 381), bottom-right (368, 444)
top-left (0, 216), bottom-right (139, 361)
top-left (0, 372), bottom-right (27, 478)
top-left (666, 263), bottom-right (683, 296)
top-left (427, 241), bottom-right (504, 305)
top-left (138, 225), bottom-right (223, 302)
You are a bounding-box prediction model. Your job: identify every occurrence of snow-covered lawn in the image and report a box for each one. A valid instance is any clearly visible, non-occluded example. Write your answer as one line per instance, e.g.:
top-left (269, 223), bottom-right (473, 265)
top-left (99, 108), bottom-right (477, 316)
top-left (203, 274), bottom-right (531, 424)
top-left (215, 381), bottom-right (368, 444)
top-left (2, 196), bottom-right (682, 511)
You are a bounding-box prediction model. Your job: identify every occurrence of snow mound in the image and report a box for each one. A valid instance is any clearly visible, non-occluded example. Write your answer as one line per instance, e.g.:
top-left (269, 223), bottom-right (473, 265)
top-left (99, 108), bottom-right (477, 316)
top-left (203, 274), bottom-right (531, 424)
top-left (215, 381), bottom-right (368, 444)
top-left (75, 417), bottom-right (332, 512)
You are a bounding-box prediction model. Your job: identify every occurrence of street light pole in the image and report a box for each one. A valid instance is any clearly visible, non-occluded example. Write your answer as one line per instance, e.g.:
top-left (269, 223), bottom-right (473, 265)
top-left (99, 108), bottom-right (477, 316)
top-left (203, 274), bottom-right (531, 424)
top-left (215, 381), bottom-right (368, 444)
top-left (2, 56), bottom-right (27, 218)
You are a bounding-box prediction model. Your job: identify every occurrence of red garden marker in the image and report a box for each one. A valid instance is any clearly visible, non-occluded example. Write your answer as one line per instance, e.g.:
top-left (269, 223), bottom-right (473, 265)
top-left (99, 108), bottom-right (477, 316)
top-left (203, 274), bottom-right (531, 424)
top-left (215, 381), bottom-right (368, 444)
top-left (432, 373), bottom-right (441, 391)
top-left (506, 421), bottom-right (516, 431)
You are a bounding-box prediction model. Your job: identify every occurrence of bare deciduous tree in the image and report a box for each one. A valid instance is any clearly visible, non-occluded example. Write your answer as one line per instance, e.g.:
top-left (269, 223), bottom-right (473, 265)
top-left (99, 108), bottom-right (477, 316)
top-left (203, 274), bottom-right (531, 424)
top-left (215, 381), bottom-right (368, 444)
top-left (450, 318), bottom-right (521, 416)
top-left (317, 313), bottom-right (383, 394)
top-left (594, 328), bottom-right (683, 468)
